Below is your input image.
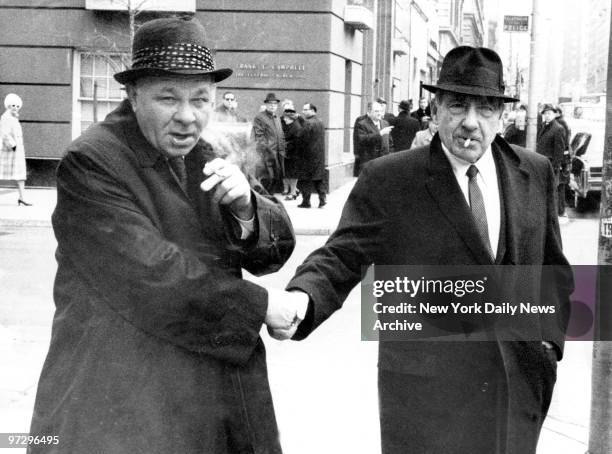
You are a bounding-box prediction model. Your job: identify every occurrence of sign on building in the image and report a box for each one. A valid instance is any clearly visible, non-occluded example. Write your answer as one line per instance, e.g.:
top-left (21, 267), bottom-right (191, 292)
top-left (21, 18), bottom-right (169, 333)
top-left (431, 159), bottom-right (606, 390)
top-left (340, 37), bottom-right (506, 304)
top-left (503, 16), bottom-right (529, 32)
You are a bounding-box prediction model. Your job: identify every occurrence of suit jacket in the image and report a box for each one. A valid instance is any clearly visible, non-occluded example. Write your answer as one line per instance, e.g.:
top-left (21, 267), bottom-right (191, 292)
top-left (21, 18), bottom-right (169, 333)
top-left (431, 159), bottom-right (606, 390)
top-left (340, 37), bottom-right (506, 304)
top-left (353, 116), bottom-right (393, 176)
top-left (287, 133), bottom-right (573, 453)
top-left (29, 100), bottom-right (294, 454)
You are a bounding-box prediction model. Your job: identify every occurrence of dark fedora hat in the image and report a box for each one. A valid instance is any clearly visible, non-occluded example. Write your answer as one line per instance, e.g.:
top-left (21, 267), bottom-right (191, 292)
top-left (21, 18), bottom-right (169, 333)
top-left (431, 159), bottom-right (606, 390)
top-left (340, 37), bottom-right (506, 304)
top-left (540, 103), bottom-right (556, 114)
top-left (398, 99), bottom-right (411, 111)
top-left (422, 46), bottom-right (518, 102)
top-left (114, 16), bottom-right (232, 84)
top-left (263, 93), bottom-right (280, 103)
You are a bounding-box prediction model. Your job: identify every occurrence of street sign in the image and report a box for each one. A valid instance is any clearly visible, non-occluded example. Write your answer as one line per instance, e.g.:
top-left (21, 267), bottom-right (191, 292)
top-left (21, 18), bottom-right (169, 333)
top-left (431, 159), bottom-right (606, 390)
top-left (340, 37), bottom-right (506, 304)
top-left (504, 15), bottom-right (529, 32)
top-left (601, 217), bottom-right (612, 238)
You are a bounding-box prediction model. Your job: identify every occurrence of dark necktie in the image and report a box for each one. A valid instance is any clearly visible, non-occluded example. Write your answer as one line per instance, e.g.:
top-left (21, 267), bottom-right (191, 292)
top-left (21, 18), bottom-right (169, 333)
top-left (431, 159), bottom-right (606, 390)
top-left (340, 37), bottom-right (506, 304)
top-left (466, 165), bottom-right (493, 258)
top-left (168, 156), bottom-right (187, 192)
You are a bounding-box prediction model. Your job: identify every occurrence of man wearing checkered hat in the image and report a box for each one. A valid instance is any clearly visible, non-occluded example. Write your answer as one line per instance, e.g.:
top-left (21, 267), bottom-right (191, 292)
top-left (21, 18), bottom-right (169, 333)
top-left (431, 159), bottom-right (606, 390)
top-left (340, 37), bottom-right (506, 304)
top-left (28, 16), bottom-right (304, 454)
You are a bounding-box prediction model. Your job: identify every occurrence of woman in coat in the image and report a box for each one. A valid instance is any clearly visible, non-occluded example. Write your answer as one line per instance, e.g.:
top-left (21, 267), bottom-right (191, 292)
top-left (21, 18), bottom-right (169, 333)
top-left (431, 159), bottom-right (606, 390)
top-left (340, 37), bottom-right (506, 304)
top-left (280, 100), bottom-right (303, 200)
top-left (0, 93), bottom-right (31, 205)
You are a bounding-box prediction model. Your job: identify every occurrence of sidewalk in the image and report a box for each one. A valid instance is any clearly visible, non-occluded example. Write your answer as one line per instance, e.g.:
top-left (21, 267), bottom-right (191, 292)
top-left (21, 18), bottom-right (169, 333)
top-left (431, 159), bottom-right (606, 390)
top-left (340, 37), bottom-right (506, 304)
top-left (0, 182), bottom-right (355, 235)
top-left (0, 181), bottom-right (595, 453)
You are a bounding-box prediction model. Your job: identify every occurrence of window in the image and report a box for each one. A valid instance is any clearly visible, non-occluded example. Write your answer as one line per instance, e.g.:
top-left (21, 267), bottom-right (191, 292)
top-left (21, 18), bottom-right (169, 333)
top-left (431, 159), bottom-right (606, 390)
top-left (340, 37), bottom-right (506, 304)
top-left (74, 52), bottom-right (128, 135)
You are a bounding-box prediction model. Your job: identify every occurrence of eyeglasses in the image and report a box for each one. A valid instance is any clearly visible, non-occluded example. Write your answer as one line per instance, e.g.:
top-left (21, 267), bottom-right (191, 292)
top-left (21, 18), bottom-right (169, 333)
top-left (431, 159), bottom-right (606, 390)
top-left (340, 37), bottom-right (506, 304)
top-left (284, 109), bottom-right (296, 114)
top-left (224, 97), bottom-right (235, 101)
top-left (445, 101), bottom-right (498, 118)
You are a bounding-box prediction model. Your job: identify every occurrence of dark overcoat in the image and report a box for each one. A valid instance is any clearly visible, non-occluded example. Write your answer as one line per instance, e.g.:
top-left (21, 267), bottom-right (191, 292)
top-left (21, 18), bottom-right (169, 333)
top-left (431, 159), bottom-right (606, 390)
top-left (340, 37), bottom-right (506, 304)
top-left (294, 115), bottom-right (325, 181)
top-left (252, 110), bottom-right (286, 182)
top-left (353, 116), bottom-right (392, 176)
top-left (390, 111), bottom-right (421, 152)
top-left (536, 119), bottom-right (566, 169)
top-left (287, 134), bottom-right (573, 453)
top-left (28, 101), bottom-right (295, 454)
top-left (280, 117), bottom-right (303, 179)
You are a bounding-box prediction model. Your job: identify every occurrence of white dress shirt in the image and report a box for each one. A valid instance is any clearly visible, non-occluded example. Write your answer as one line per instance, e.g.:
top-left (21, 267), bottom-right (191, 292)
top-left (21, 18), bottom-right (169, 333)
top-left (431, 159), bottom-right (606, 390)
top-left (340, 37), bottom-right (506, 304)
top-left (441, 144), bottom-right (501, 256)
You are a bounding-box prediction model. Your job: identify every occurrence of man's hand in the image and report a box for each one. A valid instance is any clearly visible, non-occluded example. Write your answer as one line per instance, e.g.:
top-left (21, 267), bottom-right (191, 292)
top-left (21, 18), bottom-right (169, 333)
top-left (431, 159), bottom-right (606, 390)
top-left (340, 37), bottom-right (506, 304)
top-left (200, 158), bottom-right (254, 220)
top-left (380, 126), bottom-right (394, 136)
top-left (266, 289), bottom-right (309, 340)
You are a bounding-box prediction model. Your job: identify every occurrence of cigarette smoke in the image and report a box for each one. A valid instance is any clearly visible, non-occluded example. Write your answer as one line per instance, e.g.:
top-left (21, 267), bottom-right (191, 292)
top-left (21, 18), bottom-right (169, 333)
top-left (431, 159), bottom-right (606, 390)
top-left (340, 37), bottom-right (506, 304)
top-left (200, 121), bottom-right (261, 178)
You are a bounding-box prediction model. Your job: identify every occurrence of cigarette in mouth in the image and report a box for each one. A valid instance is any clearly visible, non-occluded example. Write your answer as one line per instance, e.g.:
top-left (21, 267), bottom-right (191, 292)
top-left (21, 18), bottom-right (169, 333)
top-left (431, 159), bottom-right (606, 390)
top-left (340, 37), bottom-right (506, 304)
top-left (464, 138), bottom-right (471, 148)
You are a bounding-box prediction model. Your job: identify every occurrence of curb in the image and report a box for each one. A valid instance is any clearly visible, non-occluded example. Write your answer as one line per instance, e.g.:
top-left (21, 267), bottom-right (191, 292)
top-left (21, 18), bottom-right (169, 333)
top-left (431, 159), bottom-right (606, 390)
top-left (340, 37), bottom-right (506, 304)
top-left (0, 219), bottom-right (52, 228)
top-left (0, 218), bottom-right (335, 235)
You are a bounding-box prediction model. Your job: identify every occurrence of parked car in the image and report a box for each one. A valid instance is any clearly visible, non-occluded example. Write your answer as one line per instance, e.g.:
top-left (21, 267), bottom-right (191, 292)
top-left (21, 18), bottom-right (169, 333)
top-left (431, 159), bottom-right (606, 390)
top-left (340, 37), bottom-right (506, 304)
top-left (560, 101), bottom-right (605, 211)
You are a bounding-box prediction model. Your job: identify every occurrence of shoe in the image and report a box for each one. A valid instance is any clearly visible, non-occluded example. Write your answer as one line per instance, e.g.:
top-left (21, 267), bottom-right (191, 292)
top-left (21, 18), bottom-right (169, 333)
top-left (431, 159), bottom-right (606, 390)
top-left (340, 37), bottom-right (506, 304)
top-left (18, 199), bottom-right (32, 206)
top-left (297, 203), bottom-right (311, 208)
top-left (285, 194), bottom-right (298, 201)
top-left (318, 201), bottom-right (327, 208)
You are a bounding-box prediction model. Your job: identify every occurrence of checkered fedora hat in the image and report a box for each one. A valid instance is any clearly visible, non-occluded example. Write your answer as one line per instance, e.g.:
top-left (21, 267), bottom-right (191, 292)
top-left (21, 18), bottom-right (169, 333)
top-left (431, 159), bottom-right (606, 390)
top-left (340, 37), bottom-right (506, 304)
top-left (114, 16), bottom-right (232, 84)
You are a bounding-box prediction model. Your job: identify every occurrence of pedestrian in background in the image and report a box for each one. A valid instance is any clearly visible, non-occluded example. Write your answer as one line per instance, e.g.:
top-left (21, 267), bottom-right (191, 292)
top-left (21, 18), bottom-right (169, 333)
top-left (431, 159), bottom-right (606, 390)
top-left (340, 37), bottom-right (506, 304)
top-left (390, 99), bottom-right (420, 152)
top-left (252, 92), bottom-right (286, 193)
top-left (296, 103), bottom-right (326, 208)
top-left (503, 109), bottom-right (527, 147)
top-left (537, 103), bottom-right (567, 217)
top-left (554, 105), bottom-right (572, 216)
top-left (0, 93), bottom-right (31, 206)
top-left (411, 96), bottom-right (431, 122)
top-left (410, 115), bottom-right (438, 148)
top-left (353, 101), bottom-right (393, 176)
top-left (280, 99), bottom-right (303, 200)
top-left (213, 91), bottom-right (246, 122)
top-left (376, 97), bottom-right (396, 124)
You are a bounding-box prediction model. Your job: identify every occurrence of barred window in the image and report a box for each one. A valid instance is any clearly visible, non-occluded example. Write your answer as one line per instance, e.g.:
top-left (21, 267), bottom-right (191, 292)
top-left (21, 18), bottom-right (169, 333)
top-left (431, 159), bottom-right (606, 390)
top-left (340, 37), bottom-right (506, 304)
top-left (77, 53), bottom-right (128, 133)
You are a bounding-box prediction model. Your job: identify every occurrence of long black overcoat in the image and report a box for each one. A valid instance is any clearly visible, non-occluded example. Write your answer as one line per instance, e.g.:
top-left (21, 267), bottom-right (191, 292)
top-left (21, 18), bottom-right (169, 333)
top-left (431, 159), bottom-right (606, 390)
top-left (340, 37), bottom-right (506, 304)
top-left (294, 115), bottom-right (325, 181)
top-left (28, 101), bottom-right (295, 454)
top-left (287, 134), bottom-right (573, 454)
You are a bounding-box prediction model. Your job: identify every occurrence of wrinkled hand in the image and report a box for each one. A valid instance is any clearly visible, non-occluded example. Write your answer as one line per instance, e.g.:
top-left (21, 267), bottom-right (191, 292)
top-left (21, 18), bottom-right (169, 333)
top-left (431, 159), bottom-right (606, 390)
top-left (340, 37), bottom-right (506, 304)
top-left (200, 158), bottom-right (254, 220)
top-left (266, 289), bottom-right (309, 340)
top-left (380, 126), bottom-right (393, 136)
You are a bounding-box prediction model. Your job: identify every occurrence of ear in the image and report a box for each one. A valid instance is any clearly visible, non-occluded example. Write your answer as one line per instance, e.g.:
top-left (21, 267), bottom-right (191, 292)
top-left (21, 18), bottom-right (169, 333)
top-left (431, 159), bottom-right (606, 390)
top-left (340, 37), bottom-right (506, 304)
top-left (125, 83), bottom-right (138, 111)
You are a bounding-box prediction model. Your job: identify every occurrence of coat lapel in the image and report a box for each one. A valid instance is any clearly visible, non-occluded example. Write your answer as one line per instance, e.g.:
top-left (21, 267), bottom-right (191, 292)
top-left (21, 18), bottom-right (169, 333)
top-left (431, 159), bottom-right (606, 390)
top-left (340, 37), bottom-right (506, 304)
top-left (425, 135), bottom-right (495, 265)
top-left (492, 137), bottom-right (531, 265)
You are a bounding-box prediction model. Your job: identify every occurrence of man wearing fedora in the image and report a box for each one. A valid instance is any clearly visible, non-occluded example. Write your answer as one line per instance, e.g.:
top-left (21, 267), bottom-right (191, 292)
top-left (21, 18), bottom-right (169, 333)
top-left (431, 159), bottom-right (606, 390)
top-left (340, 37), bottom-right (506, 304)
top-left (28, 17), bottom-right (306, 454)
top-left (389, 99), bottom-right (421, 152)
top-left (537, 104), bottom-right (567, 217)
top-left (252, 93), bottom-right (286, 193)
top-left (274, 46), bottom-right (573, 453)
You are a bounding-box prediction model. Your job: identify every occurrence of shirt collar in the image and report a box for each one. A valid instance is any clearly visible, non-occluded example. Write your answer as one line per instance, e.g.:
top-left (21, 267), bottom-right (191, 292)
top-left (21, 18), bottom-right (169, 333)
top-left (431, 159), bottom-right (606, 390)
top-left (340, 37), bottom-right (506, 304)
top-left (441, 142), bottom-right (496, 186)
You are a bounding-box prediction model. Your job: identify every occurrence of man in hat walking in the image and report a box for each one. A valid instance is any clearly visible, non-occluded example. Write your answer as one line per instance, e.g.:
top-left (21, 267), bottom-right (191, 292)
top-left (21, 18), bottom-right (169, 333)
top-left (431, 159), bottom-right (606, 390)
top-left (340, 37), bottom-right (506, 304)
top-left (252, 92), bottom-right (286, 193)
top-left (537, 104), bottom-right (568, 217)
top-left (28, 17), bottom-right (305, 454)
top-left (274, 46), bottom-right (573, 453)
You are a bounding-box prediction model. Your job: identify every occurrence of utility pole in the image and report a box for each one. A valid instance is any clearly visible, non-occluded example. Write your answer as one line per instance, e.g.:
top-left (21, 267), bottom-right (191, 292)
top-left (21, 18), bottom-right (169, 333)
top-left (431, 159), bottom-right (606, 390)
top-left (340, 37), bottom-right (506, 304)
top-left (587, 6), bottom-right (612, 453)
top-left (525, 0), bottom-right (542, 152)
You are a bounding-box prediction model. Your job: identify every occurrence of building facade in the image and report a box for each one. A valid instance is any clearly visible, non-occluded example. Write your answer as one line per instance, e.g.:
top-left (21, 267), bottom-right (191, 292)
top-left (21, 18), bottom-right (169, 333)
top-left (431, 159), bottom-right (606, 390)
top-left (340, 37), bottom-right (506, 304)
top-left (0, 0), bottom-right (372, 188)
top-left (0, 0), bottom-right (484, 189)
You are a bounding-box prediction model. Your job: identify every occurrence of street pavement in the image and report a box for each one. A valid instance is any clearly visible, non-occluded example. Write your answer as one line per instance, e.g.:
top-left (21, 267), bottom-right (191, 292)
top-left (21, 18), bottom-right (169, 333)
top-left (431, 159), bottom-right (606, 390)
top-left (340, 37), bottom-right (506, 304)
top-left (0, 183), bottom-right (601, 453)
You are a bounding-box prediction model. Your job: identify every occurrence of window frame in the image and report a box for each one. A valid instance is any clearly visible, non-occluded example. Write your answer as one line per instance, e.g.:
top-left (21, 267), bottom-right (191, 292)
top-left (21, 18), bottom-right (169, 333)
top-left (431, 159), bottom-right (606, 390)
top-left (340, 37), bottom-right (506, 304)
top-left (72, 50), bottom-right (128, 139)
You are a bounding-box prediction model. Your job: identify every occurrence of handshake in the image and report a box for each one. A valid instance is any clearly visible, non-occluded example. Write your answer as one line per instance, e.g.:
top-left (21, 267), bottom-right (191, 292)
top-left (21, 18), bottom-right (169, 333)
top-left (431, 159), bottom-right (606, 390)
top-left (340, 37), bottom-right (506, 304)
top-left (265, 289), bottom-right (310, 340)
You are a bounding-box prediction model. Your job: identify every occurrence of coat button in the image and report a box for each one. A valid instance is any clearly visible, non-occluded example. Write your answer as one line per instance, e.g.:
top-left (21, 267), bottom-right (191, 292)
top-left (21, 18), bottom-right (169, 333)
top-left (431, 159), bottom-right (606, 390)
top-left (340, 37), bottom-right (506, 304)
top-left (481, 382), bottom-right (489, 392)
top-left (211, 335), bottom-right (223, 346)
